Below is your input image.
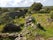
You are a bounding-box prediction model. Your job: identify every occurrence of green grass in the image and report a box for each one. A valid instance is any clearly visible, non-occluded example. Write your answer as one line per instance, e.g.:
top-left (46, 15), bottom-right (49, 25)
top-left (31, 13), bottom-right (53, 38)
top-left (0, 12), bottom-right (53, 39)
top-left (0, 24), bottom-right (5, 32)
top-left (25, 13), bottom-right (53, 39)
top-left (13, 17), bottom-right (25, 24)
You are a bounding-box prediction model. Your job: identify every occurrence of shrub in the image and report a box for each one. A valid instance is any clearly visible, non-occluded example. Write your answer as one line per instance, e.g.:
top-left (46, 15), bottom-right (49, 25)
top-left (8, 10), bottom-right (27, 19)
top-left (30, 2), bottom-right (43, 11)
top-left (37, 23), bottom-right (46, 31)
top-left (38, 8), bottom-right (50, 13)
top-left (2, 23), bottom-right (22, 33)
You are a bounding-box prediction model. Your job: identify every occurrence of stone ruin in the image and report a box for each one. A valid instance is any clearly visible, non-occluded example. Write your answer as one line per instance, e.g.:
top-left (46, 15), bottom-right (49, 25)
top-left (25, 15), bottom-right (35, 27)
top-left (0, 33), bottom-right (26, 40)
top-left (15, 34), bottom-right (26, 40)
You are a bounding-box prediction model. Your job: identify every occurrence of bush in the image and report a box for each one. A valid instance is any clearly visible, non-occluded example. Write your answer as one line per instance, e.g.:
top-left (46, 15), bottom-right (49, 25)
top-left (32, 17), bottom-right (36, 23)
top-left (37, 23), bottom-right (46, 31)
top-left (38, 8), bottom-right (50, 13)
top-left (2, 23), bottom-right (22, 33)
top-left (8, 10), bottom-right (27, 19)
top-left (30, 2), bottom-right (43, 11)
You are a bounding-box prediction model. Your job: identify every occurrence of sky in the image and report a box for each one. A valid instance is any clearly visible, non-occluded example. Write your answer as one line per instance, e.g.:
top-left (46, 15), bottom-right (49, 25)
top-left (0, 0), bottom-right (53, 7)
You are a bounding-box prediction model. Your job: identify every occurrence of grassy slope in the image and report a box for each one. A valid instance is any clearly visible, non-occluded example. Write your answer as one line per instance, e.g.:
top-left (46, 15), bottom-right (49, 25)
top-left (25, 13), bottom-right (53, 40)
top-left (0, 12), bottom-right (53, 39)
top-left (32, 13), bottom-right (53, 38)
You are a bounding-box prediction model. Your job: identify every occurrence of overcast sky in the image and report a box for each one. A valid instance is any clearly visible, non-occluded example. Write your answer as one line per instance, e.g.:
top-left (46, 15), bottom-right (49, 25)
top-left (0, 0), bottom-right (53, 7)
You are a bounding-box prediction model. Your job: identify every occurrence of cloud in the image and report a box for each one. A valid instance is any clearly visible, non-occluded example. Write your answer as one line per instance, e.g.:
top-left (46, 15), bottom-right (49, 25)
top-left (0, 0), bottom-right (23, 7)
top-left (34, 0), bottom-right (46, 3)
top-left (0, 0), bottom-right (46, 7)
top-left (15, 0), bottom-right (34, 7)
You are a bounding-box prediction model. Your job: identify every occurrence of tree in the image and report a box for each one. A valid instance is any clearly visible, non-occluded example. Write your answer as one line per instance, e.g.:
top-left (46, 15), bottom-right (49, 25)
top-left (1, 8), bottom-right (9, 12)
top-left (30, 2), bottom-right (43, 11)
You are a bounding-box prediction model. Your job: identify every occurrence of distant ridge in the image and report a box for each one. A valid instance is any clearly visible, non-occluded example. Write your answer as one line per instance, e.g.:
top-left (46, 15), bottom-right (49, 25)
top-left (0, 7), bottom-right (29, 8)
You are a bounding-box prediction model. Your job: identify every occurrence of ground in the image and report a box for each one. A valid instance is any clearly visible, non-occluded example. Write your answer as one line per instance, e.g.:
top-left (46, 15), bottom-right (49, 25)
top-left (24, 13), bottom-right (53, 40)
top-left (0, 12), bottom-right (53, 40)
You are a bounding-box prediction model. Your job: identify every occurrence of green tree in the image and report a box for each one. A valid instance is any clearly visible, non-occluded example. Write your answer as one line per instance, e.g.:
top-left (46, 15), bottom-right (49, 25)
top-left (1, 8), bottom-right (9, 12)
top-left (30, 2), bottom-right (43, 11)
